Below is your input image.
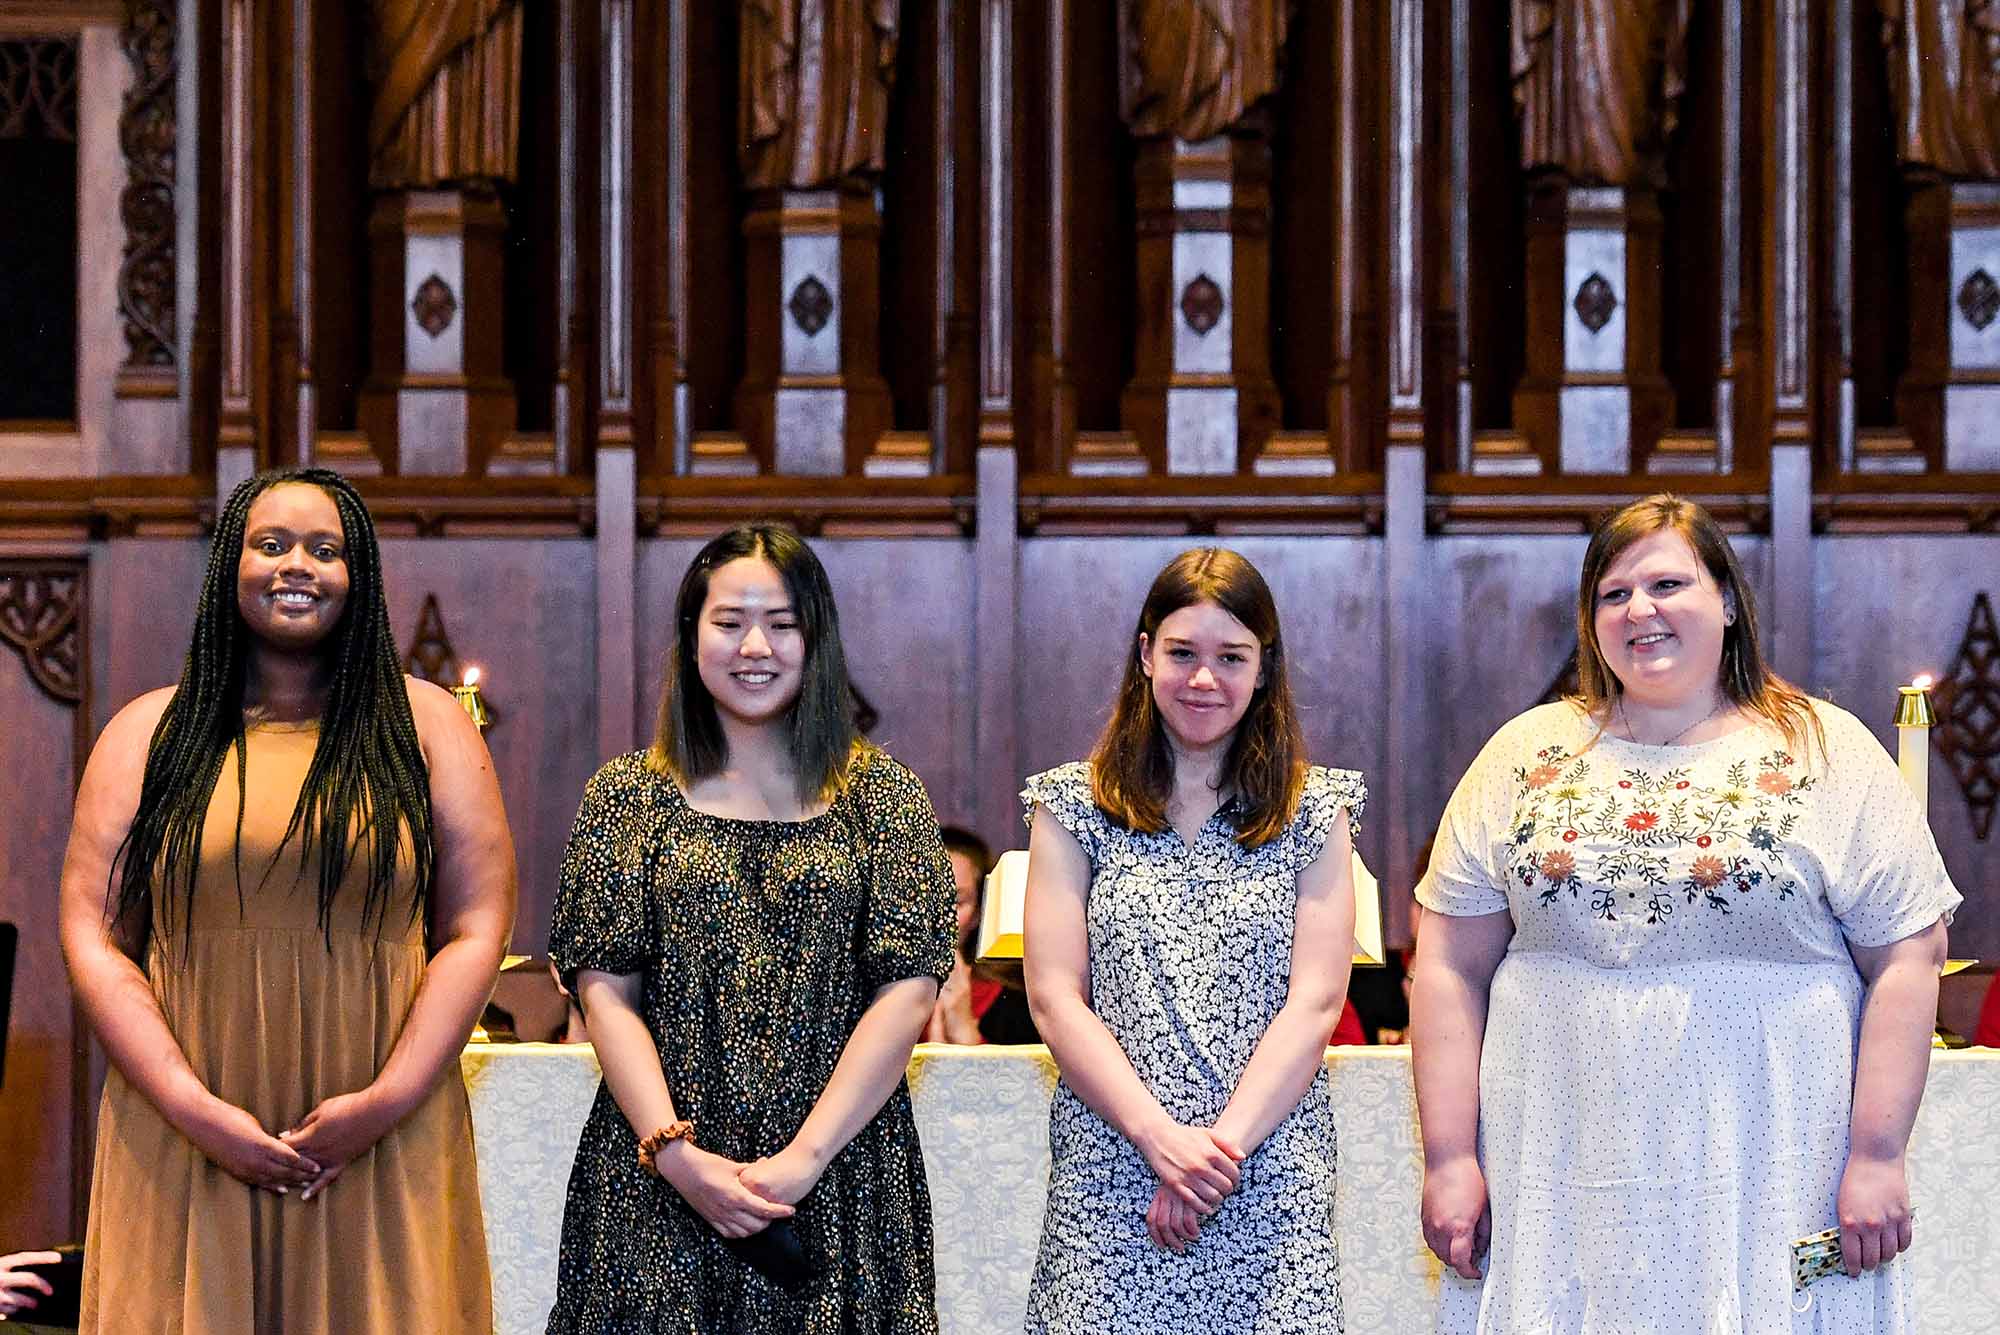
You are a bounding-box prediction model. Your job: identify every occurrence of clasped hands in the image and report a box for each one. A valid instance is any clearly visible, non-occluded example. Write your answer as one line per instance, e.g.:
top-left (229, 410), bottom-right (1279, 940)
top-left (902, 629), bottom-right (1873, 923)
top-left (655, 1139), bottom-right (825, 1239)
top-left (185, 1087), bottom-right (399, 1202)
top-left (1138, 1120), bottom-right (1246, 1255)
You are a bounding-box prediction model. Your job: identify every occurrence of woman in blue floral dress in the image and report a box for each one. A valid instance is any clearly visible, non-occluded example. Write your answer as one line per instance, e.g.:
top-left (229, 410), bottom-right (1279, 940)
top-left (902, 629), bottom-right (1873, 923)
top-left (1412, 495), bottom-right (1961, 1333)
top-left (1021, 548), bottom-right (1362, 1334)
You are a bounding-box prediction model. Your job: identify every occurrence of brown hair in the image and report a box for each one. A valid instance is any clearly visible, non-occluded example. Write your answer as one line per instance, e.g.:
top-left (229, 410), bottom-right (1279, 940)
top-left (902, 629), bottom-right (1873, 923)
top-left (1089, 548), bottom-right (1306, 848)
top-left (650, 524), bottom-right (870, 804)
top-left (1573, 494), bottom-right (1824, 759)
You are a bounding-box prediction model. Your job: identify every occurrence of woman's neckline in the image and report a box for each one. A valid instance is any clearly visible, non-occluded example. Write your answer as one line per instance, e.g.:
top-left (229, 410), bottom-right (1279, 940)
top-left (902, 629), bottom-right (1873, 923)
top-left (1583, 707), bottom-right (1763, 753)
top-left (245, 714), bottom-right (320, 735)
top-left (657, 762), bottom-right (840, 827)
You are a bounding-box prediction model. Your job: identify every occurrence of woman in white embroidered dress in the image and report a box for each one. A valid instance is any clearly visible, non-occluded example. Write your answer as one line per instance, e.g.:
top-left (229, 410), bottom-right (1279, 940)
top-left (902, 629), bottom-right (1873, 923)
top-left (1411, 494), bottom-right (1960, 1333)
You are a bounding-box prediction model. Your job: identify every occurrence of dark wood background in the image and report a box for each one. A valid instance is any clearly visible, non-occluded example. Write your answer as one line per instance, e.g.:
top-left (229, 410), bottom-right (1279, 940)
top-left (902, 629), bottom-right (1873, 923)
top-left (1, 0), bottom-right (1996, 1248)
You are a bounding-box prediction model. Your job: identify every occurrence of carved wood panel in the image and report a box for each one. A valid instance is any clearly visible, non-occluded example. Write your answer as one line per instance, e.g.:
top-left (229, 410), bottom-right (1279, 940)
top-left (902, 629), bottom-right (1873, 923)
top-left (118, 0), bottom-right (175, 373)
top-left (1935, 591), bottom-right (2000, 839)
top-left (0, 565), bottom-right (83, 703)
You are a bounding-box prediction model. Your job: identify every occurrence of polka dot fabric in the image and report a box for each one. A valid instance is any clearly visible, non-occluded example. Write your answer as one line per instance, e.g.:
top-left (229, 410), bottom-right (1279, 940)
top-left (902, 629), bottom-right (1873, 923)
top-left (1419, 701), bottom-right (1961, 1334)
top-left (545, 749), bottom-right (957, 1335)
top-left (1021, 762), bottom-right (1366, 1335)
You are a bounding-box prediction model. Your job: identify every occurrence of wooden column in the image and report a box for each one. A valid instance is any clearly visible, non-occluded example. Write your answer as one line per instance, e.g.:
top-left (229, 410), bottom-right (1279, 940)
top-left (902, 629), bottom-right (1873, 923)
top-left (1119, 135), bottom-right (1281, 475)
top-left (1511, 184), bottom-right (1673, 474)
top-left (1898, 180), bottom-right (2000, 472)
top-left (735, 187), bottom-right (893, 476)
top-left (358, 189), bottom-right (517, 475)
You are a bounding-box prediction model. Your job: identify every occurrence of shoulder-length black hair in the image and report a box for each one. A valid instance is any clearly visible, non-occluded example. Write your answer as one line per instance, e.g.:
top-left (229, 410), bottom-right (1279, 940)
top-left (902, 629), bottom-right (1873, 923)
top-left (113, 468), bottom-right (434, 947)
top-left (1089, 547), bottom-right (1307, 848)
top-left (650, 524), bottom-right (867, 803)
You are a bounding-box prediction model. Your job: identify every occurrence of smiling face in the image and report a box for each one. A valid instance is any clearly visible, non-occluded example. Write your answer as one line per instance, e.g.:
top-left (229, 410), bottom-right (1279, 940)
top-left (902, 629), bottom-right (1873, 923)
top-left (1139, 599), bottom-right (1264, 753)
top-left (235, 483), bottom-right (350, 652)
top-left (1590, 528), bottom-right (1734, 710)
top-left (694, 555), bottom-right (806, 729)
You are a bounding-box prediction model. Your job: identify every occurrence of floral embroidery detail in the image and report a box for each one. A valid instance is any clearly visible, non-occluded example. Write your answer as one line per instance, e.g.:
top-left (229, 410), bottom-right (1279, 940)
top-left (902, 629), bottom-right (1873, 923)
top-left (1507, 742), bottom-right (1812, 923)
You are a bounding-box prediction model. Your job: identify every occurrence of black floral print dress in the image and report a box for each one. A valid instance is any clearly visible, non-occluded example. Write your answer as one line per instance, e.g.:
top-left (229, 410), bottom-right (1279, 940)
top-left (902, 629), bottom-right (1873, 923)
top-left (545, 749), bottom-right (957, 1335)
top-left (1021, 762), bottom-right (1366, 1335)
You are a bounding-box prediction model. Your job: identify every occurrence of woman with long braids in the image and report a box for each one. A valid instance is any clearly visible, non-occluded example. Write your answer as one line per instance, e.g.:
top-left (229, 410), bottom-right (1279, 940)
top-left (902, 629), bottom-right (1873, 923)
top-left (60, 468), bottom-right (516, 1332)
top-left (545, 524), bottom-right (955, 1333)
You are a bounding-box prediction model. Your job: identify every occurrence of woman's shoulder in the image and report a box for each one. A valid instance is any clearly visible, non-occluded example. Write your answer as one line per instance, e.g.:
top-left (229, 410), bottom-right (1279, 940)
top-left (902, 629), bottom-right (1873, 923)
top-left (843, 744), bottom-right (933, 810)
top-left (101, 685), bottom-right (177, 746)
top-left (579, 750), bottom-right (676, 814)
top-left (1024, 759), bottom-right (1093, 798)
top-left (1302, 763), bottom-right (1366, 796)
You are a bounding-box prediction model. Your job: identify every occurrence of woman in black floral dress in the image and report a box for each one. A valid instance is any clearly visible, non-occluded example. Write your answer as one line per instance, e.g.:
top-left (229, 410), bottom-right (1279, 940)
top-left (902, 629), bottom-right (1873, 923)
top-left (1021, 548), bottom-right (1362, 1334)
top-left (546, 524), bottom-right (957, 1334)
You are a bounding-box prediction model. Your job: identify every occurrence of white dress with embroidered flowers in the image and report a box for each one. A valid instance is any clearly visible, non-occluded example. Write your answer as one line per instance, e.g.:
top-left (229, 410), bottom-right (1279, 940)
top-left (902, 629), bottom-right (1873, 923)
top-left (1418, 701), bottom-right (1960, 1335)
top-left (1021, 762), bottom-right (1366, 1335)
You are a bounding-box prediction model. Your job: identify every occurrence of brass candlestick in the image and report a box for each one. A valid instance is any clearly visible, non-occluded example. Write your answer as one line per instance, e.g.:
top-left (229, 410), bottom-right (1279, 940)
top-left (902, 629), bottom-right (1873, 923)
top-left (450, 667), bottom-right (491, 733)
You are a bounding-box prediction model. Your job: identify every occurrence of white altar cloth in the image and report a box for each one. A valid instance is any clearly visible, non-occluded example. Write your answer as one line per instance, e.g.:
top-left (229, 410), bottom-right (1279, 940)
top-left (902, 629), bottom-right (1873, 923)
top-left (459, 1044), bottom-right (2000, 1335)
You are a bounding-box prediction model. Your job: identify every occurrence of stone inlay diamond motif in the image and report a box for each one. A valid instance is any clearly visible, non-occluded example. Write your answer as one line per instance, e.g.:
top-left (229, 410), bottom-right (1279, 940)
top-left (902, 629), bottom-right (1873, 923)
top-left (1574, 272), bottom-right (1618, 335)
top-left (1958, 269), bottom-right (2000, 332)
top-left (411, 274), bottom-right (457, 338)
top-left (789, 274), bottom-right (833, 336)
top-left (1180, 273), bottom-right (1225, 336)
top-left (1935, 592), bottom-right (2000, 839)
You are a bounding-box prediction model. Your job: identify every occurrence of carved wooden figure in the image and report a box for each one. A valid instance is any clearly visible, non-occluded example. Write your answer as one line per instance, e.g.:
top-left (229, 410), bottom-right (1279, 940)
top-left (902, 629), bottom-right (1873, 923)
top-left (1880, 0), bottom-right (2000, 471)
top-left (1507, 0), bottom-right (1690, 476)
top-left (358, 0), bottom-right (525, 478)
top-left (1114, 0), bottom-right (1303, 477)
top-left (1119, 0), bottom-right (1292, 144)
top-left (734, 0), bottom-right (900, 477)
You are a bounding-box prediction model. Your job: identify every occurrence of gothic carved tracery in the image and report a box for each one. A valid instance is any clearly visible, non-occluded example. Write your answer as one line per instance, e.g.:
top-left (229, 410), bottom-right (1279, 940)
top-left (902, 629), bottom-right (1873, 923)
top-left (1935, 592), bottom-right (2000, 839)
top-left (0, 565), bottom-right (84, 706)
top-left (0, 37), bottom-right (77, 141)
top-left (120, 0), bottom-right (177, 371)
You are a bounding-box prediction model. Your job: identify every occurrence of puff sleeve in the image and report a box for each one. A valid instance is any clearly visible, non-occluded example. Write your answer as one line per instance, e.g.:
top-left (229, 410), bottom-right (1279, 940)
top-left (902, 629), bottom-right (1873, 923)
top-left (853, 754), bottom-right (959, 994)
top-left (1812, 707), bottom-right (1962, 947)
top-left (1417, 712), bottom-right (1537, 918)
top-left (547, 754), bottom-right (663, 991)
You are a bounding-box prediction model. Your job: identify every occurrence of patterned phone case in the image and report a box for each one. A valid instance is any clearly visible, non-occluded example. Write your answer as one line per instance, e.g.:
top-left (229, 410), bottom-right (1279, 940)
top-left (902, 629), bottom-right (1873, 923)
top-left (1791, 1228), bottom-right (1844, 1290)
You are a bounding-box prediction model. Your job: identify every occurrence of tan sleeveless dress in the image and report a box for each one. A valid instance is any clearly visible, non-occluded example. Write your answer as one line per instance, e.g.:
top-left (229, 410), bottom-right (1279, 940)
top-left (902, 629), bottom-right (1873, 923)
top-left (81, 721), bottom-right (492, 1334)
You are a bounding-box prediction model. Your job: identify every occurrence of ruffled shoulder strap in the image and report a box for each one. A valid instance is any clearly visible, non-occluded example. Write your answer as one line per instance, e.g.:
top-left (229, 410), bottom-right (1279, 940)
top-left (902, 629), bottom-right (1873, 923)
top-left (1289, 765), bottom-right (1367, 865)
top-left (1020, 760), bottom-right (1108, 862)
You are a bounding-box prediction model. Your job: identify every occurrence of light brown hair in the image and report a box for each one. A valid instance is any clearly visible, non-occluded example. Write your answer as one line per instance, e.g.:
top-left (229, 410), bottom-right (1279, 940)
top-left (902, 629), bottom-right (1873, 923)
top-left (1089, 548), bottom-right (1306, 848)
top-left (1573, 494), bottom-right (1824, 759)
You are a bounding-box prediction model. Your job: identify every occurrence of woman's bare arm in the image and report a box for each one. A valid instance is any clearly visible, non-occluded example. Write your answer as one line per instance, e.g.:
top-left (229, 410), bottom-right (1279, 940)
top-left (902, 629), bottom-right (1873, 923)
top-left (1410, 908), bottom-right (1514, 1279)
top-left (1211, 819), bottom-right (1357, 1154)
top-left (1022, 808), bottom-right (1241, 1213)
top-left (60, 688), bottom-right (318, 1192)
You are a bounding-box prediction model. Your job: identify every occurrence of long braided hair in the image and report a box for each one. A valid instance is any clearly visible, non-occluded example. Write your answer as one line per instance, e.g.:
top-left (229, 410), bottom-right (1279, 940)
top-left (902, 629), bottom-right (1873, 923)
top-left (112, 468), bottom-right (435, 948)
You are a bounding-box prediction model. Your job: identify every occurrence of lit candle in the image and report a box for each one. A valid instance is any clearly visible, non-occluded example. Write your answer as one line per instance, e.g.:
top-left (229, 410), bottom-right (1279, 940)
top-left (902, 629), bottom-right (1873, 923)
top-left (1894, 674), bottom-right (1936, 814)
top-left (450, 665), bottom-right (492, 733)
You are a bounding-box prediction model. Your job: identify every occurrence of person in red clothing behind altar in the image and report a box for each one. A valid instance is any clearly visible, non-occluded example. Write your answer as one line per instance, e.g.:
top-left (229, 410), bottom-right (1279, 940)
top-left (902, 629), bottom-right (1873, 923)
top-left (1975, 973), bottom-right (2000, 1048)
top-left (925, 826), bottom-right (1042, 1044)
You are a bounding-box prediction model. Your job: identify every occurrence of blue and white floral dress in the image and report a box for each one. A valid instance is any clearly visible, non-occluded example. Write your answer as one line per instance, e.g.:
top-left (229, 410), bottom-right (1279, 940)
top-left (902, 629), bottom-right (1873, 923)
top-left (1419, 701), bottom-right (1960, 1334)
top-left (1021, 762), bottom-right (1366, 1335)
